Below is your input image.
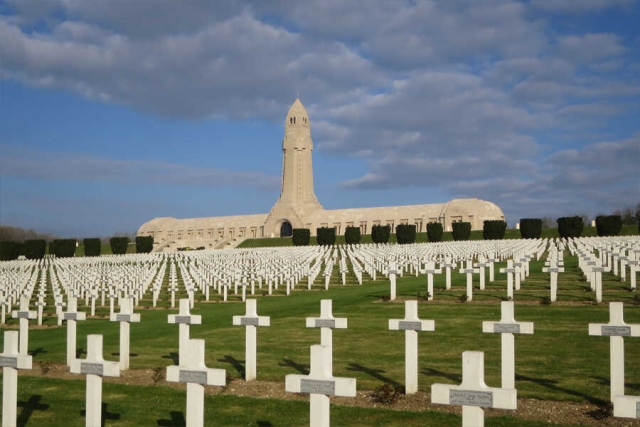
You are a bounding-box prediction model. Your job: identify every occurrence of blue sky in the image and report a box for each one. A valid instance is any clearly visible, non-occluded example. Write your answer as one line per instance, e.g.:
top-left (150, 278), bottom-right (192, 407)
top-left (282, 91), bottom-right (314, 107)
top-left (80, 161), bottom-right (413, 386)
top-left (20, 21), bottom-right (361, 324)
top-left (0, 0), bottom-right (638, 237)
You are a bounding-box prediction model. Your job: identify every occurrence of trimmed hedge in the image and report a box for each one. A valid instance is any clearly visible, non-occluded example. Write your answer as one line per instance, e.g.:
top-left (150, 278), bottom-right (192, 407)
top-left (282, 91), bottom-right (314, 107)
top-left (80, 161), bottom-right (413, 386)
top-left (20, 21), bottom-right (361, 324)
top-left (316, 227), bottom-right (336, 246)
top-left (520, 218), bottom-right (542, 239)
top-left (557, 216), bottom-right (584, 239)
top-left (24, 239), bottom-right (47, 260)
top-left (595, 215), bottom-right (623, 237)
top-left (136, 236), bottom-right (154, 253)
top-left (427, 222), bottom-right (443, 242)
top-left (0, 241), bottom-right (20, 261)
top-left (49, 239), bottom-right (77, 258)
top-left (371, 225), bottom-right (391, 244)
top-left (396, 224), bottom-right (416, 244)
top-left (452, 222), bottom-right (471, 241)
top-left (344, 226), bottom-right (361, 245)
top-left (483, 220), bottom-right (507, 240)
top-left (109, 237), bottom-right (130, 255)
top-left (83, 238), bottom-right (102, 257)
top-left (292, 229), bottom-right (310, 246)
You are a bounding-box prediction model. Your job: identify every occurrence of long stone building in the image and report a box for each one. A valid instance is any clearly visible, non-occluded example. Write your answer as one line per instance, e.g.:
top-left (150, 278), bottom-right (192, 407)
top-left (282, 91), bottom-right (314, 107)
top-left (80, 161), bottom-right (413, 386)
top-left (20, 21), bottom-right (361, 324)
top-left (138, 99), bottom-right (505, 250)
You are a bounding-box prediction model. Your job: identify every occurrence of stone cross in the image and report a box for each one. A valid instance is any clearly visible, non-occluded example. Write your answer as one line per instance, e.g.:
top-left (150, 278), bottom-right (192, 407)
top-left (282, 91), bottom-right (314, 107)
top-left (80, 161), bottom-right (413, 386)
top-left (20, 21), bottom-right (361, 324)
top-left (389, 300), bottom-right (435, 394)
top-left (432, 351), bottom-right (517, 427)
top-left (61, 296), bottom-right (87, 365)
top-left (0, 297), bottom-right (8, 324)
top-left (232, 299), bottom-right (270, 381)
top-left (109, 298), bottom-right (141, 370)
top-left (499, 260), bottom-right (516, 300)
top-left (35, 296), bottom-right (46, 326)
top-left (1, 331), bottom-right (33, 427)
top-left (475, 256), bottom-right (490, 290)
top-left (482, 301), bottom-right (534, 389)
top-left (285, 345), bottom-right (356, 427)
top-left (542, 262), bottom-right (564, 302)
top-left (70, 335), bottom-right (120, 427)
top-left (11, 296), bottom-right (37, 355)
top-left (588, 302), bottom-right (640, 402)
top-left (166, 339), bottom-right (226, 427)
top-left (441, 257), bottom-right (456, 290)
top-left (421, 261), bottom-right (441, 301)
top-left (168, 298), bottom-right (202, 364)
top-left (306, 299), bottom-right (347, 373)
top-left (459, 261), bottom-right (479, 302)
top-left (388, 262), bottom-right (399, 301)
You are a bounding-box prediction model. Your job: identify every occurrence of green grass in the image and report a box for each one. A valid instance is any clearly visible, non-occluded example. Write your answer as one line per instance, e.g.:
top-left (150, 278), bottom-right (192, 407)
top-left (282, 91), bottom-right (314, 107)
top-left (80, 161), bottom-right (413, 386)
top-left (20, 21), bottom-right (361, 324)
top-left (1, 253), bottom-right (639, 425)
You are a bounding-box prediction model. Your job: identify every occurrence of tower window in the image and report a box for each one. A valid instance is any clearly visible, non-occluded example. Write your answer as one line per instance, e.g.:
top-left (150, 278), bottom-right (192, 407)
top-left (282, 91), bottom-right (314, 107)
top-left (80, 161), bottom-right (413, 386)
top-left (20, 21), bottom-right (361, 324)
top-left (290, 117), bottom-right (293, 124)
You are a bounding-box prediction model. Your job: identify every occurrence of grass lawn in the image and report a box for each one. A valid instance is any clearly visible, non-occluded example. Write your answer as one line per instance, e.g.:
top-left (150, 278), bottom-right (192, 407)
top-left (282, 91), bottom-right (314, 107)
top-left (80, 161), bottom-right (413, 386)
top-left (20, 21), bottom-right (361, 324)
top-left (1, 252), bottom-right (639, 425)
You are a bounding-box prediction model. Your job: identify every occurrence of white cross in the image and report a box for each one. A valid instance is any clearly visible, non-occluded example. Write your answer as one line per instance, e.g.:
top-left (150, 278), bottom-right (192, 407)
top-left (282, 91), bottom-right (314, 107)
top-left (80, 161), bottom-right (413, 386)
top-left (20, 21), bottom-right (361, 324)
top-left (285, 345), bottom-right (356, 427)
top-left (459, 261), bottom-right (479, 301)
top-left (34, 297), bottom-right (46, 326)
top-left (0, 331), bottom-right (33, 427)
top-left (441, 257), bottom-right (456, 290)
top-left (61, 296), bottom-right (87, 365)
top-left (11, 296), bottom-right (37, 355)
top-left (388, 262), bottom-right (398, 301)
top-left (168, 299), bottom-right (202, 365)
top-left (389, 300), bottom-right (435, 394)
top-left (542, 262), bottom-right (564, 302)
top-left (474, 256), bottom-right (490, 290)
top-left (499, 260), bottom-right (517, 300)
top-left (109, 298), bottom-right (141, 370)
top-left (588, 302), bottom-right (640, 402)
top-left (482, 301), bottom-right (534, 389)
top-left (420, 261), bottom-right (441, 300)
top-left (166, 339), bottom-right (226, 427)
top-left (432, 351), bottom-right (517, 427)
top-left (232, 299), bottom-right (270, 381)
top-left (306, 299), bottom-right (347, 373)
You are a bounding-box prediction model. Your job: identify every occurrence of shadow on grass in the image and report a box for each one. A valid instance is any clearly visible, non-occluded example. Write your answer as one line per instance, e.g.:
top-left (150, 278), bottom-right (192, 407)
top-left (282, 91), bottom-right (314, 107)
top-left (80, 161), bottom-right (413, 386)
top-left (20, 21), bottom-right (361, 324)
top-left (28, 347), bottom-right (47, 358)
top-left (256, 421), bottom-right (274, 426)
top-left (516, 374), bottom-right (607, 405)
top-left (17, 395), bottom-right (49, 426)
top-left (80, 403), bottom-right (120, 427)
top-left (279, 358), bottom-right (309, 375)
top-left (218, 355), bottom-right (245, 377)
top-left (111, 352), bottom-right (138, 358)
top-left (347, 363), bottom-right (402, 388)
top-left (76, 348), bottom-right (86, 359)
top-left (162, 352), bottom-right (179, 365)
top-left (422, 367), bottom-right (462, 384)
top-left (157, 411), bottom-right (185, 427)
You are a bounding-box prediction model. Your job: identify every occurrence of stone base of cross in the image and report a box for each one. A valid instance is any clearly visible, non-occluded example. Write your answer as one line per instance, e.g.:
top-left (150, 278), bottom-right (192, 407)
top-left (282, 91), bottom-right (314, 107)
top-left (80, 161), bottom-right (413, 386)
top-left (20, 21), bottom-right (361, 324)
top-left (1, 331), bottom-right (33, 427)
top-left (613, 394), bottom-right (640, 419)
top-left (286, 345), bottom-right (356, 427)
top-left (432, 351), bottom-right (517, 427)
top-left (167, 339), bottom-right (226, 427)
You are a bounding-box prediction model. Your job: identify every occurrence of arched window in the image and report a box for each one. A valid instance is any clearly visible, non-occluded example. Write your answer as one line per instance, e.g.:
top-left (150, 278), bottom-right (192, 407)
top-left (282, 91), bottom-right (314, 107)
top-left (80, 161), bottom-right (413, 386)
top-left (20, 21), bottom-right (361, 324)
top-left (280, 221), bottom-right (293, 237)
top-left (290, 117), bottom-right (293, 124)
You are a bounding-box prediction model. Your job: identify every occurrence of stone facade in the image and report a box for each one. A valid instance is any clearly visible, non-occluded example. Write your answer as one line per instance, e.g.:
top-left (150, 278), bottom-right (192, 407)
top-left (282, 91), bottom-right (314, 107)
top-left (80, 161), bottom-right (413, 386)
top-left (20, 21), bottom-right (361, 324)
top-left (138, 99), bottom-right (505, 250)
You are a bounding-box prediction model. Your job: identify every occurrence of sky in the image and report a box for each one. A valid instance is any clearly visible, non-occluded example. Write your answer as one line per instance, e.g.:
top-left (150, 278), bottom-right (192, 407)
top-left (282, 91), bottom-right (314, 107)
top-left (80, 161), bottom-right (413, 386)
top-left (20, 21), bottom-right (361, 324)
top-left (0, 0), bottom-right (639, 238)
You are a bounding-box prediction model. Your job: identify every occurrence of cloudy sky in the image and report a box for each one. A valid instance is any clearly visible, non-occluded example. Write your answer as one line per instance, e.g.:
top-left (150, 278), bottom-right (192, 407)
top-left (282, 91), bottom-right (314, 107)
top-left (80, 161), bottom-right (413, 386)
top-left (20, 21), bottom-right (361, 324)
top-left (1, 0), bottom-right (639, 237)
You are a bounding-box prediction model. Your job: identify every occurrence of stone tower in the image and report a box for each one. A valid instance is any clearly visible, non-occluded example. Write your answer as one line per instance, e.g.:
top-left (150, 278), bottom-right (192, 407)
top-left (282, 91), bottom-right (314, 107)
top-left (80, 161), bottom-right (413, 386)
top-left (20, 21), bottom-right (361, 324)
top-left (263, 98), bottom-right (323, 237)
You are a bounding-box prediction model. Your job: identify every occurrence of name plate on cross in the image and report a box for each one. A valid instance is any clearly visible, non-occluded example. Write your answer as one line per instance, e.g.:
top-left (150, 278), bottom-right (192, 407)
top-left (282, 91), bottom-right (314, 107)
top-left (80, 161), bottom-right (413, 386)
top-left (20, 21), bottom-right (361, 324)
top-left (116, 314), bottom-right (132, 322)
top-left (494, 324), bottom-right (520, 333)
top-left (0, 356), bottom-right (17, 368)
top-left (315, 319), bottom-right (335, 328)
top-left (601, 326), bottom-right (631, 336)
top-left (179, 370), bottom-right (208, 384)
top-left (449, 390), bottom-right (493, 407)
top-left (398, 321), bottom-right (423, 331)
top-left (240, 317), bottom-right (259, 326)
top-left (80, 362), bottom-right (104, 376)
top-left (300, 379), bottom-right (335, 395)
top-left (17, 312), bottom-right (30, 319)
top-left (637, 402), bottom-right (640, 419)
top-left (174, 316), bottom-right (192, 324)
top-left (64, 313), bottom-right (78, 320)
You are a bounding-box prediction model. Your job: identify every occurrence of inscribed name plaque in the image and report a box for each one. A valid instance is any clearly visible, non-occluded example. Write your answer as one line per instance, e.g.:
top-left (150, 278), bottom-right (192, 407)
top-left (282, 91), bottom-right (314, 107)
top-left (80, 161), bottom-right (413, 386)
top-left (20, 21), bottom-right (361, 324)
top-left (240, 318), bottom-right (259, 326)
top-left (494, 324), bottom-right (521, 334)
top-left (116, 314), bottom-right (131, 322)
top-left (80, 363), bottom-right (104, 376)
top-left (398, 321), bottom-right (422, 331)
top-left (64, 313), bottom-right (77, 321)
top-left (300, 379), bottom-right (336, 395)
top-left (450, 390), bottom-right (493, 407)
top-left (637, 402), bottom-right (640, 419)
top-left (601, 326), bottom-right (631, 337)
top-left (174, 316), bottom-right (191, 324)
top-left (0, 356), bottom-right (17, 368)
top-left (179, 370), bottom-right (208, 385)
top-left (17, 312), bottom-right (30, 319)
top-left (315, 319), bottom-right (336, 328)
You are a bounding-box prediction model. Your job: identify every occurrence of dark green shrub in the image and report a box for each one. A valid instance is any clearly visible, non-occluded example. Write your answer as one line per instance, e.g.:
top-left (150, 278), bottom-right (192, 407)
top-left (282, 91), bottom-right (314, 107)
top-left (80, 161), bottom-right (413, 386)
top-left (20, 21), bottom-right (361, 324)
top-left (452, 222), bottom-right (471, 241)
top-left (483, 220), bottom-right (507, 240)
top-left (83, 238), bottom-right (102, 257)
top-left (50, 239), bottom-right (76, 257)
top-left (292, 228), bottom-right (311, 246)
top-left (23, 239), bottom-right (47, 260)
top-left (557, 216), bottom-right (584, 239)
top-left (135, 236), bottom-right (154, 253)
top-left (395, 224), bottom-right (416, 244)
top-left (520, 218), bottom-right (542, 239)
top-left (316, 227), bottom-right (336, 246)
top-left (0, 241), bottom-right (20, 261)
top-left (371, 225), bottom-right (391, 244)
top-left (109, 237), bottom-right (130, 255)
top-left (595, 215), bottom-right (623, 237)
top-left (344, 226), bottom-right (361, 245)
top-left (426, 222), bottom-right (443, 242)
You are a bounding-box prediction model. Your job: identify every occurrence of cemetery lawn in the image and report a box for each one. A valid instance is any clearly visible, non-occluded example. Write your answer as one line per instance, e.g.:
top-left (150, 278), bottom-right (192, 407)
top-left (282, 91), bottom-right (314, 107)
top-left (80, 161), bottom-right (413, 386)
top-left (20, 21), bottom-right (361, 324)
top-left (1, 252), bottom-right (639, 425)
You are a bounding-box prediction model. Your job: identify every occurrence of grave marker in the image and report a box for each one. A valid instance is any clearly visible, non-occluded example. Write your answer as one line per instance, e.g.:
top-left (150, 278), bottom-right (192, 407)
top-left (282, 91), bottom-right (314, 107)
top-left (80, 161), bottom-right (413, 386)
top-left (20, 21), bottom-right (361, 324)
top-left (232, 299), bottom-right (270, 381)
top-left (1, 331), bottom-right (32, 427)
top-left (61, 296), bottom-right (87, 365)
top-left (11, 296), bottom-right (37, 355)
top-left (306, 299), bottom-right (347, 373)
top-left (168, 299), bottom-right (202, 364)
top-left (109, 298), bottom-right (141, 370)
